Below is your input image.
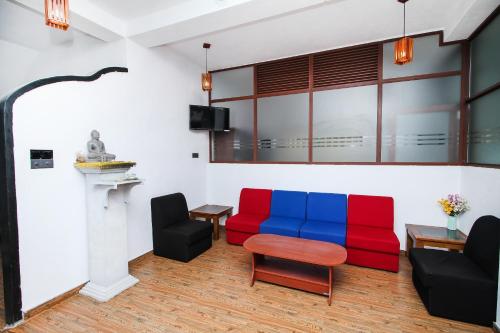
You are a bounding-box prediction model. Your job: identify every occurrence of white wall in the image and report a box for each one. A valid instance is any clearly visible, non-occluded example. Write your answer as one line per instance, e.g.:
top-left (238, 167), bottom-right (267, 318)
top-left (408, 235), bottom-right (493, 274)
top-left (13, 40), bottom-right (207, 312)
top-left (459, 166), bottom-right (500, 234)
top-left (206, 164), bottom-right (462, 248)
top-left (0, 0), bottom-right (126, 98)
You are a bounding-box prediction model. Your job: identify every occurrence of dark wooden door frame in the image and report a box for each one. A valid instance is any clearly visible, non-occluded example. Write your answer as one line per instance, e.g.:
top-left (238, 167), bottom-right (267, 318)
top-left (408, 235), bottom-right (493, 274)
top-left (0, 67), bottom-right (127, 325)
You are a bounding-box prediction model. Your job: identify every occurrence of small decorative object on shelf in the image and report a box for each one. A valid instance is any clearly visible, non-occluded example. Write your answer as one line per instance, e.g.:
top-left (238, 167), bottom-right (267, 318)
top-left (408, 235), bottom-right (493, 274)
top-left (86, 130), bottom-right (116, 162)
top-left (438, 194), bottom-right (469, 230)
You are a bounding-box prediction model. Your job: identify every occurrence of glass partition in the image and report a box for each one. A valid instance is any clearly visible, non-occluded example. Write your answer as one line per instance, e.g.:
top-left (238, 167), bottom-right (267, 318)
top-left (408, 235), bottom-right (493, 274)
top-left (257, 93), bottom-right (309, 162)
top-left (468, 89), bottom-right (500, 164)
top-left (383, 35), bottom-right (461, 79)
top-left (212, 100), bottom-right (254, 161)
top-left (470, 14), bottom-right (500, 96)
top-left (211, 67), bottom-right (254, 100)
top-left (313, 85), bottom-right (377, 162)
top-left (382, 77), bottom-right (461, 162)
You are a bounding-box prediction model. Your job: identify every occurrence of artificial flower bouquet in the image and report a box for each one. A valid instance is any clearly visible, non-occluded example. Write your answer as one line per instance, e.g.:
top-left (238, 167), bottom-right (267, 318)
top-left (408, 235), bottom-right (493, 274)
top-left (438, 194), bottom-right (469, 217)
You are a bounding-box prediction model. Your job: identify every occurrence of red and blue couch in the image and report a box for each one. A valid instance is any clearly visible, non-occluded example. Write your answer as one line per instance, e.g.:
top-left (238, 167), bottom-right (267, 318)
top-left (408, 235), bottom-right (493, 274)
top-left (225, 188), bottom-right (400, 272)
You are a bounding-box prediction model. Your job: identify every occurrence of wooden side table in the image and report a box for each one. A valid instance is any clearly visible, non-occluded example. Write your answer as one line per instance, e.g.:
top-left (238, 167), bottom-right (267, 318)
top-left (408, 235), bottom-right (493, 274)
top-left (405, 224), bottom-right (467, 255)
top-left (189, 205), bottom-right (233, 240)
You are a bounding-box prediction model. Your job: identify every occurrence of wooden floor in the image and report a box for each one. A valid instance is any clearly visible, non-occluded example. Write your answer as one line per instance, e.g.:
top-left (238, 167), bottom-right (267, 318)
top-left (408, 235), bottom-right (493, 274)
top-left (9, 234), bottom-right (490, 333)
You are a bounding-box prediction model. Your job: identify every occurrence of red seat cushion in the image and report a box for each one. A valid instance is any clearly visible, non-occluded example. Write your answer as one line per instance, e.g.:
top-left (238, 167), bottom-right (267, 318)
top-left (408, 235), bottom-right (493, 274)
top-left (225, 214), bottom-right (267, 234)
top-left (347, 225), bottom-right (400, 254)
top-left (239, 188), bottom-right (273, 216)
top-left (348, 194), bottom-right (394, 229)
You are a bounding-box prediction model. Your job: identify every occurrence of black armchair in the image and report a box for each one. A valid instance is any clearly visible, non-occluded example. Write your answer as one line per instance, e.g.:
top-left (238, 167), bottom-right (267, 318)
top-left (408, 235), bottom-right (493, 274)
top-left (151, 193), bottom-right (212, 262)
top-left (409, 215), bottom-right (500, 326)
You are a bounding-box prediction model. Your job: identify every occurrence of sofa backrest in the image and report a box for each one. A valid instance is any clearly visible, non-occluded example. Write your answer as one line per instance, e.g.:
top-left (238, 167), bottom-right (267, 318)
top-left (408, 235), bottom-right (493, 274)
top-left (464, 215), bottom-right (500, 280)
top-left (348, 194), bottom-right (394, 229)
top-left (270, 190), bottom-right (307, 220)
top-left (239, 188), bottom-right (273, 216)
top-left (307, 192), bottom-right (347, 224)
top-left (151, 193), bottom-right (189, 229)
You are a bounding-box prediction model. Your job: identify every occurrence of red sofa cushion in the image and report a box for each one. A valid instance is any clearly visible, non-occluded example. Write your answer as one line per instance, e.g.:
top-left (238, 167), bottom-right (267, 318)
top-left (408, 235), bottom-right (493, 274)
top-left (348, 194), bottom-right (394, 229)
top-left (239, 188), bottom-right (273, 216)
top-left (225, 214), bottom-right (268, 234)
top-left (347, 225), bottom-right (400, 254)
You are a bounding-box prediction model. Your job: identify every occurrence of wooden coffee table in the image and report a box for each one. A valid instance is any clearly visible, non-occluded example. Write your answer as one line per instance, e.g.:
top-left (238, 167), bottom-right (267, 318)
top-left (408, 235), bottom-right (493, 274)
top-left (243, 234), bottom-right (347, 305)
top-left (406, 224), bottom-right (467, 255)
top-left (189, 205), bottom-right (233, 240)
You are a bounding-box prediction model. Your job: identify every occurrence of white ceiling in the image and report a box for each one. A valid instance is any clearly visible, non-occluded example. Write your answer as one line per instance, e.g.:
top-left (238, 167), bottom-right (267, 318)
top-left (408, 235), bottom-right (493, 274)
top-left (8, 0), bottom-right (500, 70)
top-left (88, 0), bottom-right (187, 20)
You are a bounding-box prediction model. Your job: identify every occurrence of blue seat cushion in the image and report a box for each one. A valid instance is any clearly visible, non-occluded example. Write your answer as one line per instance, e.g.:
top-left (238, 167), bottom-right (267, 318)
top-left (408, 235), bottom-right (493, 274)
top-left (300, 220), bottom-right (346, 245)
top-left (307, 192), bottom-right (347, 224)
top-left (270, 190), bottom-right (307, 220)
top-left (259, 217), bottom-right (305, 237)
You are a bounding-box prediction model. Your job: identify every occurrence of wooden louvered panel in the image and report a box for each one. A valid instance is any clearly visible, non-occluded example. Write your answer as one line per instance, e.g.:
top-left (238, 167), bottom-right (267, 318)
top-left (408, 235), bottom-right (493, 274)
top-left (313, 45), bottom-right (379, 88)
top-left (256, 56), bottom-right (309, 94)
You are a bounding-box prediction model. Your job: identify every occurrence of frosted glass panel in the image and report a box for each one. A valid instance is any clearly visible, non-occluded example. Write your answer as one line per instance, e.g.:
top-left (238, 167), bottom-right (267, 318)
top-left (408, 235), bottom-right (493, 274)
top-left (211, 67), bottom-right (254, 100)
top-left (470, 15), bottom-right (500, 95)
top-left (383, 35), bottom-right (461, 79)
top-left (212, 100), bottom-right (254, 161)
top-left (313, 85), bottom-right (377, 162)
top-left (382, 77), bottom-right (461, 162)
top-left (468, 89), bottom-right (500, 164)
top-left (257, 93), bottom-right (308, 162)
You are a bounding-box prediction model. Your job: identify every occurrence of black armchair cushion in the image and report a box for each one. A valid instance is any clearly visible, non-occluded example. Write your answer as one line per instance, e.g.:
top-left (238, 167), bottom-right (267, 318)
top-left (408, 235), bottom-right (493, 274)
top-left (410, 248), bottom-right (494, 290)
top-left (164, 220), bottom-right (212, 245)
top-left (151, 193), bottom-right (190, 229)
top-left (464, 215), bottom-right (500, 280)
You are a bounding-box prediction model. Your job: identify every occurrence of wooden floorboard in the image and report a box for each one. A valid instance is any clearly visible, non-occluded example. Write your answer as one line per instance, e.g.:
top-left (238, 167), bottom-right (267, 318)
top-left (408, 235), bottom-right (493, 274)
top-left (9, 233), bottom-right (490, 333)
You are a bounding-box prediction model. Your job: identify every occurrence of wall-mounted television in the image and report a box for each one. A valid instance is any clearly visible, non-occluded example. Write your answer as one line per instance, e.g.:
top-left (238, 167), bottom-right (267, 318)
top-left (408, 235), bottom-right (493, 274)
top-left (189, 105), bottom-right (230, 131)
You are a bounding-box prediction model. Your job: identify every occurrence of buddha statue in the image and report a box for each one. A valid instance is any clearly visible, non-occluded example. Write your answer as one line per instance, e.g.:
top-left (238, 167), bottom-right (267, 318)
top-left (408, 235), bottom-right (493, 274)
top-left (86, 130), bottom-right (116, 162)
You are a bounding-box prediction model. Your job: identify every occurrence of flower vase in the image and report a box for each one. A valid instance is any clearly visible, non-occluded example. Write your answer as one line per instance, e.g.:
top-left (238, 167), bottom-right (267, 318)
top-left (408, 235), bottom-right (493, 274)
top-left (447, 215), bottom-right (457, 230)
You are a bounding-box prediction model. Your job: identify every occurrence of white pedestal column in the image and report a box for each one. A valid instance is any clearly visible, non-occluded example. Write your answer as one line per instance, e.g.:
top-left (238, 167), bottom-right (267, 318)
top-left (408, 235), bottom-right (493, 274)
top-left (76, 165), bottom-right (142, 302)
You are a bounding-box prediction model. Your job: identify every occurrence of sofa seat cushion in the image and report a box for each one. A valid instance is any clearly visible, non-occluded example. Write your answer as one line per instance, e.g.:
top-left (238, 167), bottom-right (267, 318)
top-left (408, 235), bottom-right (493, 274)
top-left (410, 248), bottom-right (495, 289)
top-left (225, 214), bottom-right (267, 234)
top-left (346, 225), bottom-right (399, 254)
top-left (164, 220), bottom-right (212, 245)
top-left (260, 217), bottom-right (305, 237)
top-left (300, 220), bottom-right (346, 245)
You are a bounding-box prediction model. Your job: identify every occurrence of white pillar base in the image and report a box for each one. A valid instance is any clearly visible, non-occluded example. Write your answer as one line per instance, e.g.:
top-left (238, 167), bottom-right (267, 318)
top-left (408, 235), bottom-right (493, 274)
top-left (79, 274), bottom-right (139, 302)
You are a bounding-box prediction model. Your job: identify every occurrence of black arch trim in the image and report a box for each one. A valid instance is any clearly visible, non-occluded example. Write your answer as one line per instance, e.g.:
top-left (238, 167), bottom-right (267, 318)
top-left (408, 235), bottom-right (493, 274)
top-left (0, 66), bottom-right (128, 325)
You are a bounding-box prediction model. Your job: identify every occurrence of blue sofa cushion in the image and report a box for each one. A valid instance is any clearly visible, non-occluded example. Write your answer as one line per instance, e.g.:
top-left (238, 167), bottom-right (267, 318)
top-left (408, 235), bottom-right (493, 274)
top-left (260, 217), bottom-right (305, 237)
top-left (307, 192), bottom-right (347, 224)
top-left (300, 220), bottom-right (346, 245)
top-left (270, 190), bottom-right (308, 220)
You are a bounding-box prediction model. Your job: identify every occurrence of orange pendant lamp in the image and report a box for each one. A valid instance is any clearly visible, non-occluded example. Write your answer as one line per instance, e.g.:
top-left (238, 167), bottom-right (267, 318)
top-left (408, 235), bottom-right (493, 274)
top-left (201, 43), bottom-right (212, 92)
top-left (394, 0), bottom-right (413, 65)
top-left (45, 0), bottom-right (69, 31)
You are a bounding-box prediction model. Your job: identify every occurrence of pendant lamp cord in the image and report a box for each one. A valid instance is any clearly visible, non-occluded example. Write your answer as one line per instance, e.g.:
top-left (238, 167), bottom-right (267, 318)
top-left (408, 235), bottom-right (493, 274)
top-left (403, 2), bottom-right (406, 37)
top-left (205, 48), bottom-right (208, 73)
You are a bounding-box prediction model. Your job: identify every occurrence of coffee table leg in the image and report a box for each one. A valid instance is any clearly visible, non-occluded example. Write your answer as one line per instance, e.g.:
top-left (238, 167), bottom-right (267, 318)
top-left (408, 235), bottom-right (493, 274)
top-left (328, 267), bottom-right (333, 306)
top-left (250, 253), bottom-right (257, 287)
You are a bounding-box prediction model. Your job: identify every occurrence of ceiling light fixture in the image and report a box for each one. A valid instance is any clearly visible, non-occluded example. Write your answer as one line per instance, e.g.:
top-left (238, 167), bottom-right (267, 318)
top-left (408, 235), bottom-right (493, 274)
top-left (201, 43), bottom-right (212, 92)
top-left (45, 0), bottom-right (69, 31)
top-left (394, 0), bottom-right (413, 65)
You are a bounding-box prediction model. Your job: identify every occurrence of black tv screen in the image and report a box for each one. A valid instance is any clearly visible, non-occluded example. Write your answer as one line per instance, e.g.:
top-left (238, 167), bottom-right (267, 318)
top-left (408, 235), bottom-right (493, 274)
top-left (189, 105), bottom-right (230, 131)
top-left (189, 105), bottom-right (212, 130)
